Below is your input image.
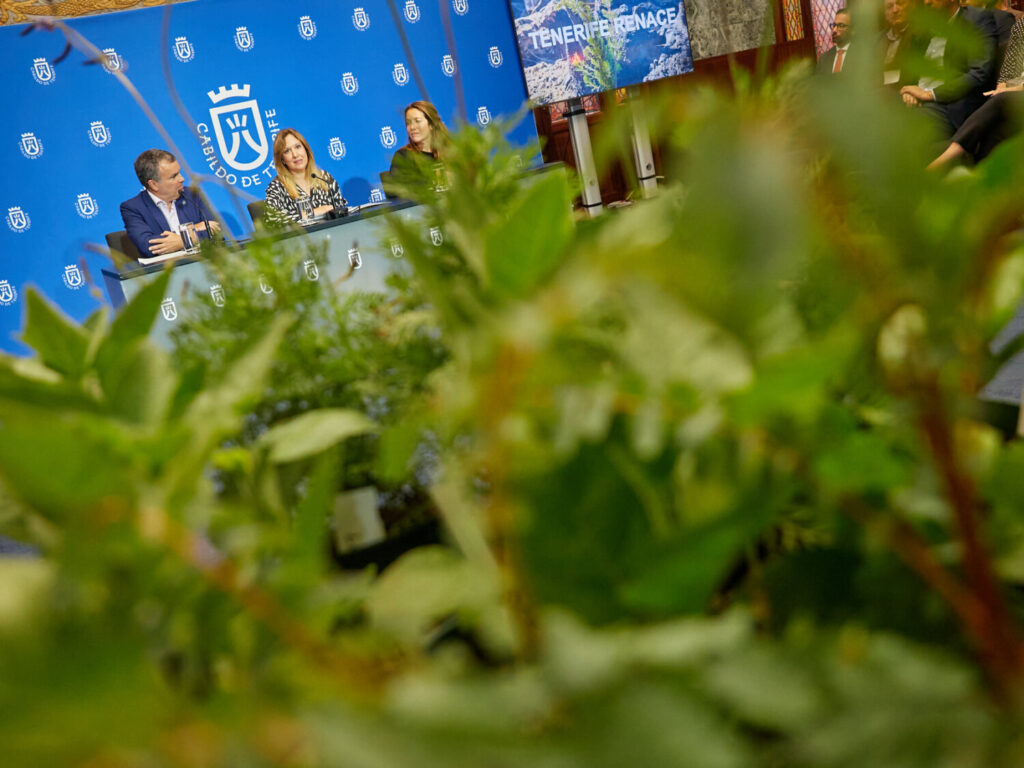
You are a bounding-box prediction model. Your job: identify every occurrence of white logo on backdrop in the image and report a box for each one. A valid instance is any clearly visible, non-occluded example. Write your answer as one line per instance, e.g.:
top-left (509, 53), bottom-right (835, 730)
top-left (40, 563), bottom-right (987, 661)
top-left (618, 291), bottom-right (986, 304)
top-left (369, 187), bottom-right (385, 203)
top-left (234, 27), bottom-right (255, 52)
top-left (393, 63), bottom-right (410, 86)
top-left (303, 259), bottom-right (320, 281)
top-left (353, 7), bottom-right (370, 30)
top-left (489, 46), bottom-right (503, 68)
top-left (404, 0), bottom-right (420, 22)
top-left (19, 132), bottom-right (43, 159)
top-left (160, 298), bottom-right (178, 322)
top-left (348, 248), bottom-right (362, 270)
top-left (328, 137), bottom-right (346, 160)
top-left (259, 275), bottom-right (274, 294)
top-left (207, 84), bottom-right (270, 172)
top-left (63, 264), bottom-right (85, 290)
top-left (380, 126), bottom-right (397, 149)
top-left (88, 121), bottom-right (112, 147)
top-left (341, 72), bottom-right (359, 95)
top-left (102, 48), bottom-right (123, 73)
top-left (6, 207), bottom-right (30, 233)
top-left (173, 36), bottom-right (195, 63)
top-left (442, 54), bottom-right (456, 76)
top-left (210, 284), bottom-right (226, 306)
top-left (32, 58), bottom-right (55, 85)
top-left (0, 281), bottom-right (18, 306)
top-left (391, 241), bottom-right (404, 258)
top-left (477, 106), bottom-right (491, 126)
top-left (75, 193), bottom-right (98, 219)
top-left (298, 15), bottom-right (317, 40)
top-left (452, 0), bottom-right (469, 16)
top-left (430, 226), bottom-right (444, 246)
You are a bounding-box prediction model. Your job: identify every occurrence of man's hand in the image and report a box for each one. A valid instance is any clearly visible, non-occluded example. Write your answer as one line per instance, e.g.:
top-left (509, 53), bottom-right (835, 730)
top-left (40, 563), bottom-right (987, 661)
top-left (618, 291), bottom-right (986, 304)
top-left (900, 85), bottom-right (934, 104)
top-left (148, 230), bottom-right (184, 255)
top-left (194, 220), bottom-right (222, 233)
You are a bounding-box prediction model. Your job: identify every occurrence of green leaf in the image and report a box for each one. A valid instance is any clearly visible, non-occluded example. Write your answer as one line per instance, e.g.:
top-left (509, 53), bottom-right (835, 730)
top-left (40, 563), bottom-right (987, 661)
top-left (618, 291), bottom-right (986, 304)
top-left (484, 168), bottom-right (573, 299)
top-left (20, 289), bottom-right (91, 379)
top-left (261, 408), bottom-right (376, 464)
top-left (93, 270), bottom-right (171, 381)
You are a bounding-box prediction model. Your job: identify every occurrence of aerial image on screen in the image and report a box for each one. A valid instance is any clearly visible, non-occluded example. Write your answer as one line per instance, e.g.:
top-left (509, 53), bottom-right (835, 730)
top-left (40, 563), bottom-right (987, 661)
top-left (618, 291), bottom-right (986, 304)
top-left (509, 1), bottom-right (693, 105)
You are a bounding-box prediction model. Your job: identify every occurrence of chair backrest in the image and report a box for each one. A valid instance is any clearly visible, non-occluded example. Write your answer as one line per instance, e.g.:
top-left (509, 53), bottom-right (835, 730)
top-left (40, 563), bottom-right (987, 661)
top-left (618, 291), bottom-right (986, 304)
top-left (105, 230), bottom-right (143, 262)
top-left (247, 200), bottom-right (265, 225)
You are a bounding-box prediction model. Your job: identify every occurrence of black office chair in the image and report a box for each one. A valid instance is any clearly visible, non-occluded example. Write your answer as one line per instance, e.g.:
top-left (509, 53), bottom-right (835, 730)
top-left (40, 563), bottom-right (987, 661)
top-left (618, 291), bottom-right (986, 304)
top-left (247, 200), bottom-right (265, 225)
top-left (105, 229), bottom-right (144, 263)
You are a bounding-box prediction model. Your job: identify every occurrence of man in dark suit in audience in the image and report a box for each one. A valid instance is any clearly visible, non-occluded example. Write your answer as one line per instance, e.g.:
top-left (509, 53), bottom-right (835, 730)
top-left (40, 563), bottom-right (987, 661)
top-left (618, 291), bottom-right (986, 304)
top-left (120, 149), bottom-right (219, 258)
top-left (818, 8), bottom-right (855, 74)
top-left (882, 0), bottom-right (921, 87)
top-left (899, 0), bottom-right (999, 135)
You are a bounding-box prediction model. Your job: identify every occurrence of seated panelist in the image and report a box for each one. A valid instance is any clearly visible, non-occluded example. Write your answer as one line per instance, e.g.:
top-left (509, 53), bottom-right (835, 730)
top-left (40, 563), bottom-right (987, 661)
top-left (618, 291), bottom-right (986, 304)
top-left (388, 101), bottom-right (449, 181)
top-left (264, 129), bottom-right (346, 226)
top-left (120, 149), bottom-right (219, 258)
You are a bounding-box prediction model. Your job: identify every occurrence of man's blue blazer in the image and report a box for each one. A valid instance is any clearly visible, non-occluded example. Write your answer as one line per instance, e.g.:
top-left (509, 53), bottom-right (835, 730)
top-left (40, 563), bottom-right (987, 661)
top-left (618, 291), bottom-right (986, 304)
top-left (119, 187), bottom-right (215, 258)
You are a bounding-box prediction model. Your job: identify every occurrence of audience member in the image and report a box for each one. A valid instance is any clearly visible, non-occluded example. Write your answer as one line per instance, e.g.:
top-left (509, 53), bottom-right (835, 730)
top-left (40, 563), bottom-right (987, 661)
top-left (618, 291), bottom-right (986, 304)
top-left (929, 13), bottom-right (1024, 165)
top-left (898, 0), bottom-right (998, 136)
top-left (819, 8), bottom-right (855, 74)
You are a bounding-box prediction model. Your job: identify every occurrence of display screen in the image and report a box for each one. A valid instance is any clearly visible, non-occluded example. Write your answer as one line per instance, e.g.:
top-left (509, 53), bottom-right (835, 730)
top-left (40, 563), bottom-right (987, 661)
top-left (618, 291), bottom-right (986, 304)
top-left (508, 1), bottom-right (694, 105)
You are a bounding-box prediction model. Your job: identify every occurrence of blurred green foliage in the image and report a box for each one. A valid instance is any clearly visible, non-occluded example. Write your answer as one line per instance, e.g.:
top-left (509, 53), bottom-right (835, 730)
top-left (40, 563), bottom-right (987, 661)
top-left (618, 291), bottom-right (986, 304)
top-left (3, 13), bottom-right (1024, 765)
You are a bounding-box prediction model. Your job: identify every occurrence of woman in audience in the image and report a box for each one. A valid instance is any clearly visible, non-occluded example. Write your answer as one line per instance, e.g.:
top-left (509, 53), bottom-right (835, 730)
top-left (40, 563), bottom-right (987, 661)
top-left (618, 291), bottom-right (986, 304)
top-left (388, 101), bottom-right (449, 179)
top-left (929, 15), bottom-right (1024, 167)
top-left (264, 128), bottom-right (346, 225)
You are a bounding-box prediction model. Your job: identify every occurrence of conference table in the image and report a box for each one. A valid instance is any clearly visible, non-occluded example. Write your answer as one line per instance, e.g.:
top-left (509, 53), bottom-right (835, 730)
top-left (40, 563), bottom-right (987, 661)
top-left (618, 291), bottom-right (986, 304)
top-left (101, 199), bottom-right (425, 349)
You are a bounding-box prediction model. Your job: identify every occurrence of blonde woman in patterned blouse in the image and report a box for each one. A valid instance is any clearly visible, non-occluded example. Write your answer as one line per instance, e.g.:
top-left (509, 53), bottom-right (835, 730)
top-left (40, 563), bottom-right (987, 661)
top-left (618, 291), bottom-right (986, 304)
top-left (264, 128), bottom-right (346, 226)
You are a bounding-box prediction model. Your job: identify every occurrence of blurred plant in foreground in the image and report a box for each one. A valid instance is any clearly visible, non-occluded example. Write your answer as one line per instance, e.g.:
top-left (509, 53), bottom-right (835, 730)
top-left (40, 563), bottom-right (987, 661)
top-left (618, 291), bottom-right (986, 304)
top-left (3, 19), bottom-right (1024, 767)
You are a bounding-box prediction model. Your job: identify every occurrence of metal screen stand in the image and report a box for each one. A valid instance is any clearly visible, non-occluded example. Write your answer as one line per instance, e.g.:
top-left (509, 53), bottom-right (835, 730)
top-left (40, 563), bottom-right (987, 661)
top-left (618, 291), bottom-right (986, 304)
top-left (565, 98), bottom-right (603, 216)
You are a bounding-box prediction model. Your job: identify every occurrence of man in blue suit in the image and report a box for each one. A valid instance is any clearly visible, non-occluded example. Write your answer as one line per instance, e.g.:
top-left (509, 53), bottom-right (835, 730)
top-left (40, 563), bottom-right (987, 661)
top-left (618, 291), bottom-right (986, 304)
top-left (119, 149), bottom-right (219, 258)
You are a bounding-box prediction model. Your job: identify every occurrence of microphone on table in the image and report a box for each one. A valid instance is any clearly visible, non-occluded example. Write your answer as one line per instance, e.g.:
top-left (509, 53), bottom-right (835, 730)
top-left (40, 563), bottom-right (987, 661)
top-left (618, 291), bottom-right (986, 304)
top-left (311, 171), bottom-right (349, 218)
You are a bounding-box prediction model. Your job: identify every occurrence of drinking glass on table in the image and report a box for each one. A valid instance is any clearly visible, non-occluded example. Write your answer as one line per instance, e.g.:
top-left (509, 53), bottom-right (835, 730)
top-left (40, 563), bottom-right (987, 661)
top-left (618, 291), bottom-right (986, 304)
top-left (180, 222), bottom-right (199, 254)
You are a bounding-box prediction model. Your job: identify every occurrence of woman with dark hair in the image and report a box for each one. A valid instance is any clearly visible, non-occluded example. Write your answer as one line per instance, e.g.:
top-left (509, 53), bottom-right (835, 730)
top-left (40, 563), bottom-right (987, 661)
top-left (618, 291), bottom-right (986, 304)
top-left (388, 101), bottom-right (449, 178)
top-left (264, 128), bottom-right (346, 225)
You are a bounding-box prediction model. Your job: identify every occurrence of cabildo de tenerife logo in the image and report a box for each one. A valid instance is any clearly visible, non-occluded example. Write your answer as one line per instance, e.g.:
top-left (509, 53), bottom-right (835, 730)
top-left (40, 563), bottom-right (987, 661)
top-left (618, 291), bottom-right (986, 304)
top-left (6, 207), bottom-right (30, 233)
top-left (341, 72), bottom-right (359, 95)
top-left (404, 0), bottom-right (420, 22)
top-left (441, 54), bottom-right (456, 77)
top-left (477, 106), bottom-right (491, 126)
top-left (19, 132), bottom-right (43, 159)
top-left (63, 264), bottom-right (85, 291)
top-left (173, 36), bottom-right (195, 63)
top-left (369, 187), bottom-right (386, 203)
top-left (102, 48), bottom-right (123, 73)
top-left (298, 15), bottom-right (317, 40)
top-left (328, 137), bottom-right (346, 160)
top-left (234, 26), bottom-right (255, 52)
top-left (75, 193), bottom-right (99, 220)
top-left (160, 298), bottom-right (178, 322)
top-left (380, 126), bottom-right (397, 149)
top-left (210, 284), bottom-right (226, 307)
top-left (31, 57), bottom-right (55, 85)
top-left (392, 63), bottom-right (409, 86)
top-left (88, 121), bottom-right (111, 147)
top-left (352, 7), bottom-right (370, 30)
top-left (198, 83), bottom-right (280, 188)
top-left (452, 0), bottom-right (469, 16)
top-left (489, 46), bottom-right (503, 68)
top-left (0, 281), bottom-right (17, 307)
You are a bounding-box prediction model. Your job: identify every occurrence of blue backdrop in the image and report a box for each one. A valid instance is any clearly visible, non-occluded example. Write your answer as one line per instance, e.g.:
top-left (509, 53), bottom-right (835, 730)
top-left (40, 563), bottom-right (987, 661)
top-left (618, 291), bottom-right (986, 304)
top-left (1, 0), bottom-right (535, 355)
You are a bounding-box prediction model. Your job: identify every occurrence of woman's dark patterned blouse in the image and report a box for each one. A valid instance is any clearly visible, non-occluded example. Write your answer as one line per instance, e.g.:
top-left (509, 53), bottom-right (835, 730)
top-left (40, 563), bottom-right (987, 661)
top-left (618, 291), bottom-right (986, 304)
top-left (263, 170), bottom-right (346, 226)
